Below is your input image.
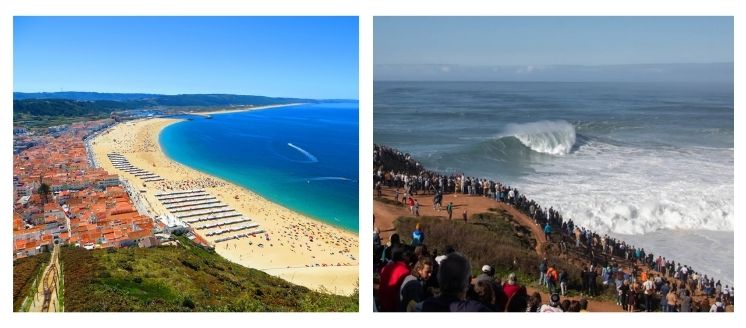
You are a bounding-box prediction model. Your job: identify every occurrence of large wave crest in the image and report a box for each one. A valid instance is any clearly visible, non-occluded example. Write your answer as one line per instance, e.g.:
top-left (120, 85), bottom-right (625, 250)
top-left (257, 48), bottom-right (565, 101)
top-left (500, 120), bottom-right (577, 155)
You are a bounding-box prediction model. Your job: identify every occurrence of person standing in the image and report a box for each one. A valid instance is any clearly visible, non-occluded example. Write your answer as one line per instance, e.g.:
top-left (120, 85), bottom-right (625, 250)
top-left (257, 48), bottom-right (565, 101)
top-left (411, 223), bottom-right (424, 246)
top-left (539, 258), bottom-right (548, 287)
top-left (680, 289), bottom-right (692, 312)
top-left (502, 273), bottom-right (521, 303)
top-left (659, 281), bottom-right (670, 312)
top-left (447, 202), bottom-right (453, 220)
top-left (546, 265), bottom-right (559, 294)
top-left (378, 246), bottom-right (411, 312)
top-left (627, 283), bottom-right (638, 312)
top-left (544, 223), bottom-right (552, 242)
top-left (666, 288), bottom-right (678, 312)
top-left (400, 256), bottom-right (434, 311)
top-left (619, 280), bottom-right (630, 311)
top-left (416, 253), bottom-right (490, 312)
top-left (643, 276), bottom-right (655, 312)
top-left (587, 266), bottom-right (598, 296)
top-left (559, 269), bottom-right (568, 296)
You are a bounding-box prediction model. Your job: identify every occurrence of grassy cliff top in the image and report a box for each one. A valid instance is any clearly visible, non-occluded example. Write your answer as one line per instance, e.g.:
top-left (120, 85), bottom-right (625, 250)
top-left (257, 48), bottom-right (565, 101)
top-left (59, 237), bottom-right (357, 312)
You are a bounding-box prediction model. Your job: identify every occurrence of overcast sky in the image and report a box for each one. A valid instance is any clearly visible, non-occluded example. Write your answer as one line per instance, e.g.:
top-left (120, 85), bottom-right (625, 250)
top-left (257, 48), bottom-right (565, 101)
top-left (375, 17), bottom-right (733, 82)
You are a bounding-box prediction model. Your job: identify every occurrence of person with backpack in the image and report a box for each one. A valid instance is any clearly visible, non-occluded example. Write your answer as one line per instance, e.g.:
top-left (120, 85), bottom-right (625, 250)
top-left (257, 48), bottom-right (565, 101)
top-left (546, 265), bottom-right (559, 295)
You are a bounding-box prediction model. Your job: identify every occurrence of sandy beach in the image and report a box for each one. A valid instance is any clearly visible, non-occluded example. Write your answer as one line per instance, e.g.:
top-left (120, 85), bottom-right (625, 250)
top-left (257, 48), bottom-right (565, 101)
top-left (91, 114), bottom-right (358, 296)
top-left (195, 103), bottom-right (306, 115)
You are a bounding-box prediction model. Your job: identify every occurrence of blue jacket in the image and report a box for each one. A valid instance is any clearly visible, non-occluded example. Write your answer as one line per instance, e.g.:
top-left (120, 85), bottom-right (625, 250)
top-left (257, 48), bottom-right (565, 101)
top-left (412, 230), bottom-right (424, 246)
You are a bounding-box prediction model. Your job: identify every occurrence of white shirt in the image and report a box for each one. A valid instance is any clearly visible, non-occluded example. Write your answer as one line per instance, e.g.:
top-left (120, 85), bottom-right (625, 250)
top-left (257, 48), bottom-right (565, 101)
top-left (539, 304), bottom-right (563, 312)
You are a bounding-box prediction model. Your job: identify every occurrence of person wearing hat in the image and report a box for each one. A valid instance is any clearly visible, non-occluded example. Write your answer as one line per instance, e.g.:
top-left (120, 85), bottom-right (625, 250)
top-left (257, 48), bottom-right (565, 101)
top-left (476, 264), bottom-right (507, 310)
top-left (539, 293), bottom-right (564, 312)
top-left (477, 265), bottom-right (496, 283)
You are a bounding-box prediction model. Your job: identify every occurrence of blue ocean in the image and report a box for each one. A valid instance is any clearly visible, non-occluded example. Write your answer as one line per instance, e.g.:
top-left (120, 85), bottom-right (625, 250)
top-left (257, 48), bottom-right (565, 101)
top-left (160, 103), bottom-right (359, 232)
top-left (375, 81), bottom-right (733, 284)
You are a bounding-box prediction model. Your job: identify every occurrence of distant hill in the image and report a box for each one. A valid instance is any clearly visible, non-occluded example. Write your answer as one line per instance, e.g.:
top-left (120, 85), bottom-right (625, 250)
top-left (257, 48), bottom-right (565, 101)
top-left (14, 92), bottom-right (161, 102)
top-left (13, 92), bottom-right (356, 118)
top-left (14, 99), bottom-right (140, 117)
top-left (57, 237), bottom-right (357, 312)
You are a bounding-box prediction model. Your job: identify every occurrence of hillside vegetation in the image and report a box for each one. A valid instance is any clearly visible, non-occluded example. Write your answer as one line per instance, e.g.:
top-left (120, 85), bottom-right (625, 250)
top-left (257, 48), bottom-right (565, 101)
top-left (394, 210), bottom-right (588, 292)
top-left (13, 252), bottom-right (51, 311)
top-left (59, 238), bottom-right (357, 312)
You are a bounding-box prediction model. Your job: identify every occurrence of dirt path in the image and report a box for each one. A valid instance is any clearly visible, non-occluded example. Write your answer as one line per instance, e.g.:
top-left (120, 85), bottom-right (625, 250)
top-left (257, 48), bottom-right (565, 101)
top-left (29, 245), bottom-right (61, 312)
top-left (374, 187), bottom-right (546, 255)
top-left (524, 286), bottom-right (623, 312)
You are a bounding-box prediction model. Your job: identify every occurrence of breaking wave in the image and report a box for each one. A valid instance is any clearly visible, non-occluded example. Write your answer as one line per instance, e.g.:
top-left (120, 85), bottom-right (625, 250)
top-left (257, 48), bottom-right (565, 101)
top-left (498, 120), bottom-right (577, 155)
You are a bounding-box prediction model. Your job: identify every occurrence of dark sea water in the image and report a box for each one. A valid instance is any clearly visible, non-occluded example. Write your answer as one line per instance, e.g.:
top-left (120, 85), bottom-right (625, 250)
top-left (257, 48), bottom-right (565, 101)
top-left (160, 103), bottom-right (359, 232)
top-left (375, 81), bottom-right (733, 284)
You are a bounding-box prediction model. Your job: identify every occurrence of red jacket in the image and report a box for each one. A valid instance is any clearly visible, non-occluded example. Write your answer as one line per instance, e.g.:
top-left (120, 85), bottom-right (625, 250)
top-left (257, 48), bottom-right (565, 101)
top-left (378, 261), bottom-right (410, 312)
top-left (502, 282), bottom-right (521, 300)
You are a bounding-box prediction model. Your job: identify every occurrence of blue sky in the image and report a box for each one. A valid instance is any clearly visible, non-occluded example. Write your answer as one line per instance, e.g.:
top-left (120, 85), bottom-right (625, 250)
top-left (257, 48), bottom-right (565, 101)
top-left (14, 17), bottom-right (359, 99)
top-left (375, 17), bottom-right (733, 82)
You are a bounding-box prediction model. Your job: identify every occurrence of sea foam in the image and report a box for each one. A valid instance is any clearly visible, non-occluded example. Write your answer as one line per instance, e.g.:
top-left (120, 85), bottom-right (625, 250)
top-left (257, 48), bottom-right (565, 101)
top-left (518, 140), bottom-right (734, 235)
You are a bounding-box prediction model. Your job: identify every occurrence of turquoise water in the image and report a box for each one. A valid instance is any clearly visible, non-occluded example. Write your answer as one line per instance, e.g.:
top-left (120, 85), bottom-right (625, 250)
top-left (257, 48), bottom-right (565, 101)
top-left (160, 103), bottom-right (359, 232)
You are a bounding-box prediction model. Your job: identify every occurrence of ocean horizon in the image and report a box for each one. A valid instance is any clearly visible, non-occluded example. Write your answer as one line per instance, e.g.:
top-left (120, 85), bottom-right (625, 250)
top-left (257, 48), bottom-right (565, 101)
top-left (160, 102), bottom-right (359, 232)
top-left (375, 81), bottom-right (733, 285)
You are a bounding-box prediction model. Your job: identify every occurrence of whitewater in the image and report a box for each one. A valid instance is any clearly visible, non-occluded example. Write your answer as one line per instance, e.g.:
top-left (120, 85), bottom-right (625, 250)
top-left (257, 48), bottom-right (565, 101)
top-left (374, 81), bottom-right (734, 284)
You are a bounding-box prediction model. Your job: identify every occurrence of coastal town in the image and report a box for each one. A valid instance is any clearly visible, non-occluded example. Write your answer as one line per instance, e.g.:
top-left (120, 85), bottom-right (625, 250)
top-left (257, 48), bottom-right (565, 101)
top-left (12, 117), bottom-right (184, 260)
top-left (13, 108), bottom-right (359, 300)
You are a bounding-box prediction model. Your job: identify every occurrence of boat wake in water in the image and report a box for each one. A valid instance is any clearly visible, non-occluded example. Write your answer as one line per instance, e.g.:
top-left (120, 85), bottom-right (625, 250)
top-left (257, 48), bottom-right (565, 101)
top-left (287, 142), bottom-right (319, 163)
